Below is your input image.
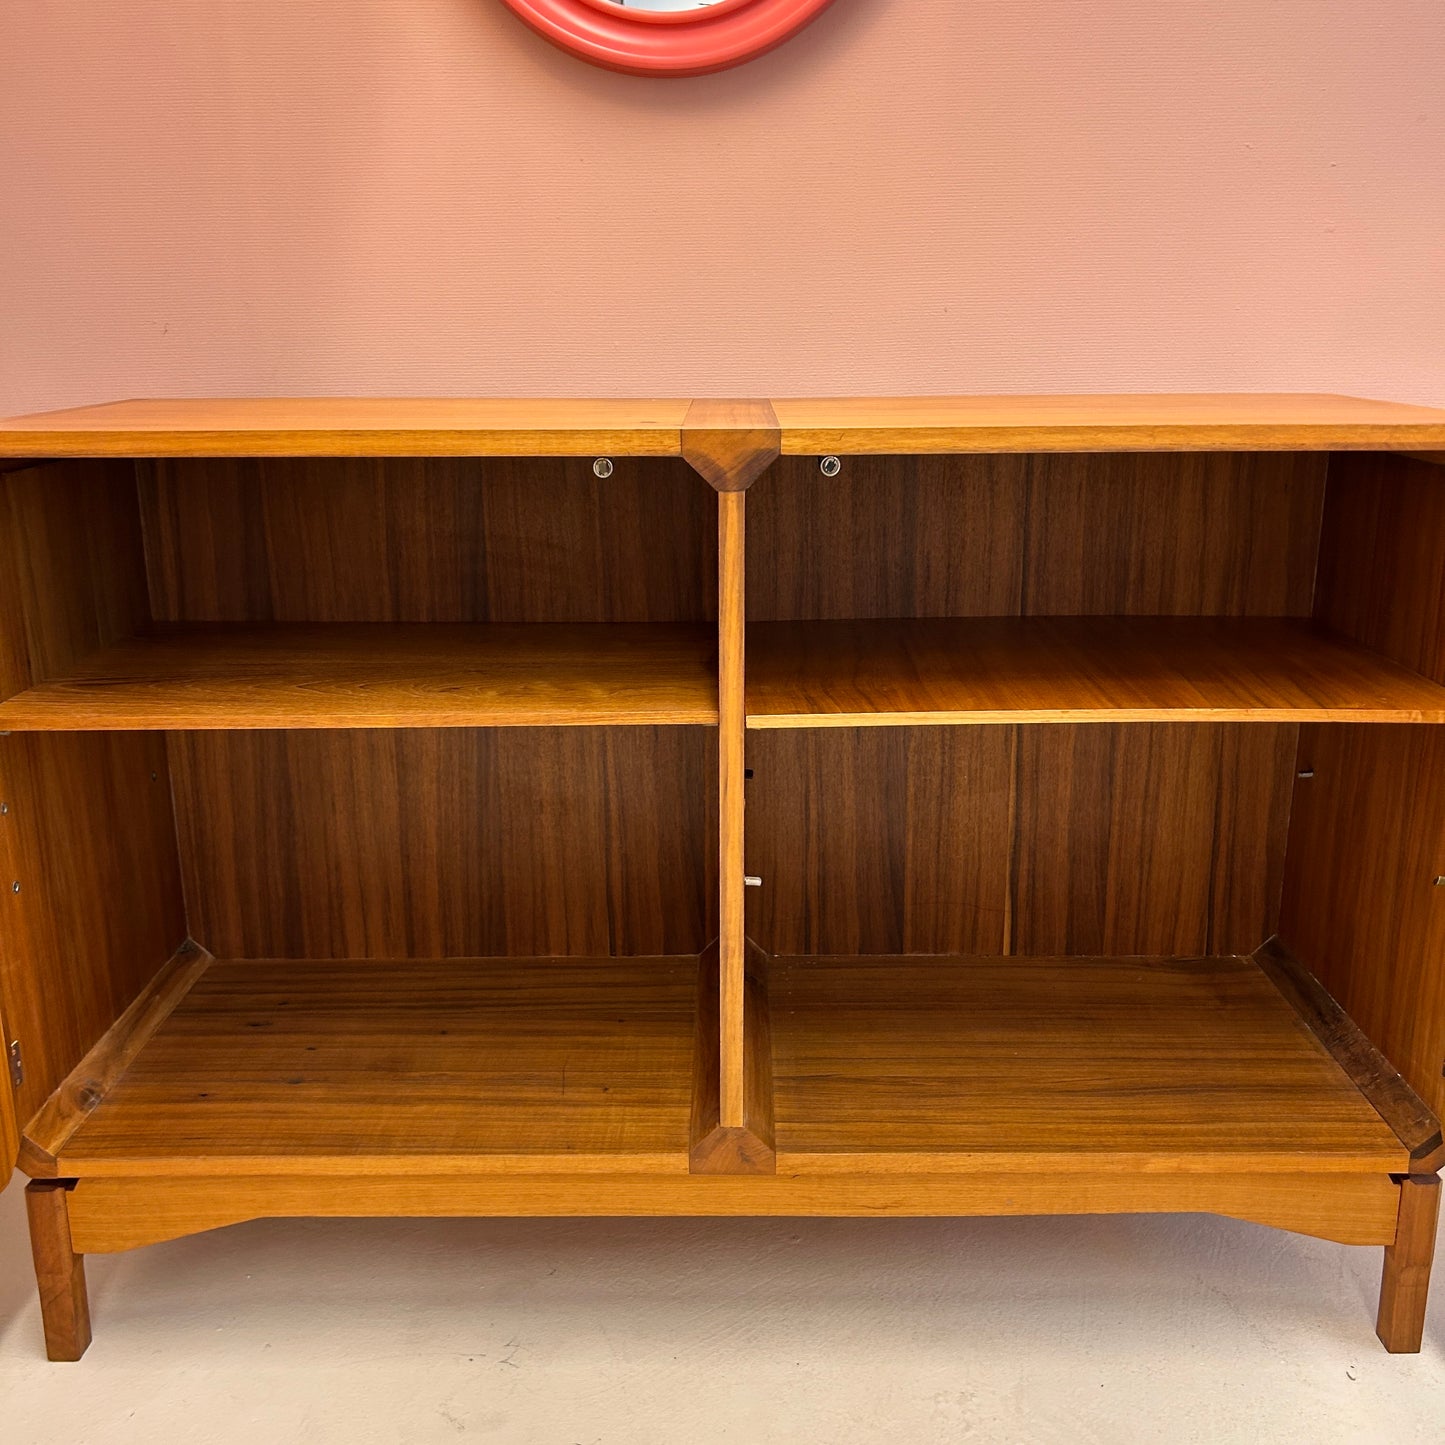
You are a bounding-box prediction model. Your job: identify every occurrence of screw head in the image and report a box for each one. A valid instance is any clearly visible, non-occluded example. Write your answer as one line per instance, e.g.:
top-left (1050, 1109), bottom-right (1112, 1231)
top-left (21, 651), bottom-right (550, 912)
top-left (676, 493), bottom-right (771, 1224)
top-left (820, 455), bottom-right (842, 477)
top-left (10, 881), bottom-right (19, 893)
top-left (592, 457), bottom-right (614, 479)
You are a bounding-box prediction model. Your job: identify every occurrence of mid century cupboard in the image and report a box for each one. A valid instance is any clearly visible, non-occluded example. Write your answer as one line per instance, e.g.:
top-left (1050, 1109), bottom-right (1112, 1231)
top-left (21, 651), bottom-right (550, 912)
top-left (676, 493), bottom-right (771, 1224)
top-left (1, 393), bottom-right (1445, 1359)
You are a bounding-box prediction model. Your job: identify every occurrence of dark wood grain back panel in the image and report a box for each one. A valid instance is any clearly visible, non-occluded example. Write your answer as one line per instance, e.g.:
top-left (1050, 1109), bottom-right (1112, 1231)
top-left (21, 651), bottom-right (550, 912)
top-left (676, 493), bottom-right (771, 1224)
top-left (1013, 723), bottom-right (1296, 956)
top-left (140, 457), bottom-right (714, 624)
top-left (748, 455), bottom-right (1029, 620)
top-left (1021, 451), bottom-right (1324, 615)
top-left (171, 727), bottom-right (716, 959)
top-left (143, 458), bottom-right (718, 962)
top-left (749, 452), bottom-right (1324, 620)
top-left (749, 723), bottom-right (1295, 958)
top-left (747, 450), bottom-right (1315, 960)
top-left (746, 727), bottom-right (1015, 956)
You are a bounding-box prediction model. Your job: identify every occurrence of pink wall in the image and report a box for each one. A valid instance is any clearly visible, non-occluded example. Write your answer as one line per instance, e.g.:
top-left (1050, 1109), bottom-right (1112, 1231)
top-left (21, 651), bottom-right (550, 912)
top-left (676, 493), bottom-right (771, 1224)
top-left (2, 1), bottom-right (1443, 416)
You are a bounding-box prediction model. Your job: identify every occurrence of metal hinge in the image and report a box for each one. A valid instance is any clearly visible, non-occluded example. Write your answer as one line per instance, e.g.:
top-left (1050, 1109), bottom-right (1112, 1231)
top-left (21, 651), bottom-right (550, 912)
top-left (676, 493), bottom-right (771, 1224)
top-left (6, 1038), bottom-right (21, 1089)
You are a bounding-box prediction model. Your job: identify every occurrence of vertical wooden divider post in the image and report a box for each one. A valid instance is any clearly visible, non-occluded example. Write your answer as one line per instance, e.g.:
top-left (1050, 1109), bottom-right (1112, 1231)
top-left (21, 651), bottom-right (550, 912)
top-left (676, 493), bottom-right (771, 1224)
top-left (682, 400), bottom-right (780, 1174)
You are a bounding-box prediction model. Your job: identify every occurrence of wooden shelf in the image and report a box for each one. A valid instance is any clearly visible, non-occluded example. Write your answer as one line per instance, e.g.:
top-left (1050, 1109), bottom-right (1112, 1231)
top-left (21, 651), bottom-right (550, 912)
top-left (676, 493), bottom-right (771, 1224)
top-left (768, 955), bottom-right (1409, 1174)
top-left (0, 623), bottom-right (719, 730)
top-left (746, 617), bottom-right (1445, 727)
top-left (53, 958), bottom-right (699, 1176)
top-left (771, 393), bottom-right (1445, 455)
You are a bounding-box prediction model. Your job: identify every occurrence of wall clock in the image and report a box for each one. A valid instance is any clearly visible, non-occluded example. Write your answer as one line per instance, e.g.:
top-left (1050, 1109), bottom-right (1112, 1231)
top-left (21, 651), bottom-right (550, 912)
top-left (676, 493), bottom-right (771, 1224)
top-left (499, 0), bottom-right (838, 77)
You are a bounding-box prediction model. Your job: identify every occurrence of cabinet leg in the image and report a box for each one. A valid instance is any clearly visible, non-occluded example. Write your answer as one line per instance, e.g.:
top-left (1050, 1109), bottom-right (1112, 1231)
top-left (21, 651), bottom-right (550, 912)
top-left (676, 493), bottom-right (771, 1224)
top-left (25, 1180), bottom-right (92, 1362)
top-left (1376, 1174), bottom-right (1440, 1353)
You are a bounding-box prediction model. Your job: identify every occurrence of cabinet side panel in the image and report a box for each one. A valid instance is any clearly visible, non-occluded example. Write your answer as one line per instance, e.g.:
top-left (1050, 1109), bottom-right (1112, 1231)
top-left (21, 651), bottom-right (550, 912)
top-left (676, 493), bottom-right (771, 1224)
top-left (1280, 725), bottom-right (1445, 1119)
top-left (1284, 454), bottom-right (1445, 1115)
top-left (0, 459), bottom-right (151, 681)
top-left (139, 457), bottom-right (714, 624)
top-left (0, 463), bottom-right (186, 1138)
top-left (1314, 452), bottom-right (1445, 681)
top-left (171, 727), bottom-right (716, 959)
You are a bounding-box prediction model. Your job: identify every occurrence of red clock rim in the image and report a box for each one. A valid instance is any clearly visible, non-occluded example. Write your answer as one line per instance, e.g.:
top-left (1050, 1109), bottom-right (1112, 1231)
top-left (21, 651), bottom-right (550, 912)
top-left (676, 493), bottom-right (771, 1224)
top-left (498, 0), bottom-right (838, 76)
top-left (579, 0), bottom-right (759, 26)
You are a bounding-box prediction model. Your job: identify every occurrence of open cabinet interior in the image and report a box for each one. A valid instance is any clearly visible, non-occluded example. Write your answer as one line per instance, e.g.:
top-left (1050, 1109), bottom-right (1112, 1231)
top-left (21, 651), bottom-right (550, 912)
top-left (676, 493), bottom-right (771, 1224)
top-left (1, 394), bottom-right (1444, 1357)
top-left (0, 452), bottom-right (722, 1182)
top-left (743, 448), bottom-right (1445, 1183)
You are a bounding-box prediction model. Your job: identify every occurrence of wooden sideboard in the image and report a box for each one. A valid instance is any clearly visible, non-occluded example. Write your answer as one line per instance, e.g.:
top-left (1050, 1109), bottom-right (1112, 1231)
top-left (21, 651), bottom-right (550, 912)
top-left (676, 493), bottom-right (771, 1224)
top-left (2, 393), bottom-right (1445, 1359)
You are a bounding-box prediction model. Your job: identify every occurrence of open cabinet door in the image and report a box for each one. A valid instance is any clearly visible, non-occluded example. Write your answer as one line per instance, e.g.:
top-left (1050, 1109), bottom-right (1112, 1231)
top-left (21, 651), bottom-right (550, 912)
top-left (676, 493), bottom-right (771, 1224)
top-left (0, 999), bottom-right (15, 1190)
top-left (0, 462), bottom-right (188, 1196)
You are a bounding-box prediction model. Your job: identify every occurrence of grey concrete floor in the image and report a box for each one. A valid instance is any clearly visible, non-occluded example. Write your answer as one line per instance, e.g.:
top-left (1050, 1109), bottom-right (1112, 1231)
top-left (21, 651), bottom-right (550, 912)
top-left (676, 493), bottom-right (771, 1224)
top-left (0, 1179), bottom-right (1441, 1444)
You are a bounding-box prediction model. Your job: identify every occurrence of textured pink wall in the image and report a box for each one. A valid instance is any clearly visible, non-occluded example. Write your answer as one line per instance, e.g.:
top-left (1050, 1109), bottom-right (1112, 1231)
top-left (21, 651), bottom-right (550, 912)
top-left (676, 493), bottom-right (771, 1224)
top-left (2, 1), bottom-right (1443, 416)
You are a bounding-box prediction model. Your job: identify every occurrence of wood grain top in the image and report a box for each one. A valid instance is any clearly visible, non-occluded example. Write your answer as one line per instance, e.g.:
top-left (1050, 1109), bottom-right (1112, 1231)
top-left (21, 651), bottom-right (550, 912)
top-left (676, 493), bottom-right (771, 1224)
top-left (771, 393), bottom-right (1445, 454)
top-left (0, 398), bottom-right (692, 458)
top-left (769, 956), bottom-right (1408, 1174)
top-left (746, 617), bottom-right (1445, 727)
top-left (3, 393), bottom-right (1444, 458)
top-left (57, 958), bottom-right (700, 1176)
top-left (0, 622), bottom-right (719, 730)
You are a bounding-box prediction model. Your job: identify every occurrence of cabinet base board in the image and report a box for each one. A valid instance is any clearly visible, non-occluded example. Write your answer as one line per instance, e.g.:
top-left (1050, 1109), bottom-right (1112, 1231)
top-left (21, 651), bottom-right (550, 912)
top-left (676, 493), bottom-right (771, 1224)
top-left (63, 1168), bottom-right (1401, 1254)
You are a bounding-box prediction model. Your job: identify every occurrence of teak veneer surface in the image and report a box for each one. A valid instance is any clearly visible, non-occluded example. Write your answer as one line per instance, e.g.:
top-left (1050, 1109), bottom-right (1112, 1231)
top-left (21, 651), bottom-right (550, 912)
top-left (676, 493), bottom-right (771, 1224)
top-left (0, 399), bottom-right (693, 458)
top-left (747, 724), bottom-right (1296, 958)
top-left (768, 957), bottom-right (1407, 1173)
top-left (1281, 724), bottom-right (1445, 1122)
top-left (0, 622), bottom-right (719, 730)
top-left (169, 727), bottom-right (717, 960)
top-left (55, 958), bottom-right (700, 1176)
top-left (746, 618), bottom-right (1445, 726)
top-left (1254, 937), bottom-right (1445, 1173)
top-left (716, 492), bottom-right (748, 1126)
top-left (3, 394), bottom-right (1445, 460)
top-left (0, 463), bottom-right (188, 1143)
top-left (40, 953), bottom-right (1409, 1184)
top-left (770, 393), bottom-right (1445, 454)
top-left (748, 452), bottom-right (1327, 623)
top-left (65, 1171), bottom-right (1403, 1253)
top-left (139, 456), bottom-right (714, 625)
top-left (1281, 451), bottom-right (1445, 1122)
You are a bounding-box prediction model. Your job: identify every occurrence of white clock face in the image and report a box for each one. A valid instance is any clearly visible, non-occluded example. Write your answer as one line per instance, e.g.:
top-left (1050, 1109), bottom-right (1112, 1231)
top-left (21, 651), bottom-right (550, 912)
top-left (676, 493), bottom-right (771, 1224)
top-left (611, 1), bottom-right (729, 8)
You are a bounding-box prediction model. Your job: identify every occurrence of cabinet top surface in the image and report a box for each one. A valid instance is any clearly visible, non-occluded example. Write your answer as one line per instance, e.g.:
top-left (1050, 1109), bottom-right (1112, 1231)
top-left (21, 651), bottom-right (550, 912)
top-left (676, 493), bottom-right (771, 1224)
top-left (0, 397), bottom-right (695, 458)
top-left (769, 392), bottom-right (1445, 452)
top-left (2, 393), bottom-right (1444, 458)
